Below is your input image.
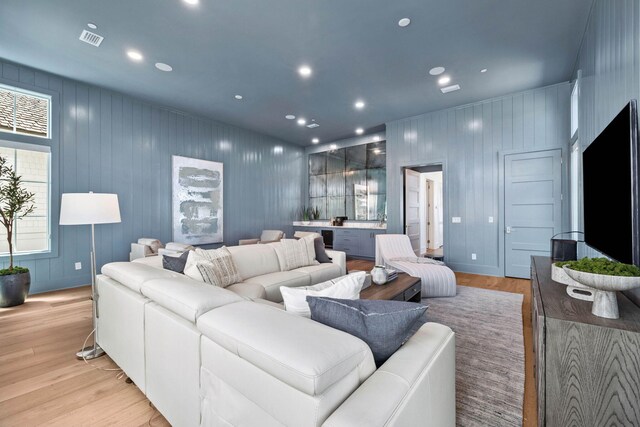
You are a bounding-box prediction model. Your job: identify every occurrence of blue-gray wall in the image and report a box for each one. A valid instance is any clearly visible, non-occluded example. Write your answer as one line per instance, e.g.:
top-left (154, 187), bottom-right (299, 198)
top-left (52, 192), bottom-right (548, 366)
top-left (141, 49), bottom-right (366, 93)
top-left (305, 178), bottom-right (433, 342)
top-left (385, 83), bottom-right (571, 276)
top-left (0, 58), bottom-right (304, 294)
top-left (573, 0), bottom-right (640, 303)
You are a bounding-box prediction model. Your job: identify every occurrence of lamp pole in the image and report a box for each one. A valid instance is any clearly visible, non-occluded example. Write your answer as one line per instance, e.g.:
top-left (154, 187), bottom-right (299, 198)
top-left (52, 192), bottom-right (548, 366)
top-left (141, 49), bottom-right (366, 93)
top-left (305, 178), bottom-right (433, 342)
top-left (59, 192), bottom-right (121, 360)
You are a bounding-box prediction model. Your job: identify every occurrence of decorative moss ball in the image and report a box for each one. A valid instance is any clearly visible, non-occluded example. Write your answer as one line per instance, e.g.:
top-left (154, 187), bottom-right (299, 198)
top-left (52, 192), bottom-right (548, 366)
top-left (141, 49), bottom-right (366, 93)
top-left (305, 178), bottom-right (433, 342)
top-left (0, 266), bottom-right (29, 276)
top-left (555, 258), bottom-right (640, 277)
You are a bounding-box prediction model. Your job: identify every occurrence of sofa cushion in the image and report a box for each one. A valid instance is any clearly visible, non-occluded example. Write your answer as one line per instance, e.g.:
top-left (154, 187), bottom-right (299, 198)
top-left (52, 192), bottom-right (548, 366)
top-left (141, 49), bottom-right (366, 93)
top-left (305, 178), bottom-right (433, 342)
top-left (226, 244), bottom-right (281, 280)
top-left (307, 297), bottom-right (428, 367)
top-left (269, 236), bottom-right (318, 271)
top-left (244, 271), bottom-right (311, 302)
top-left (226, 282), bottom-right (267, 300)
top-left (132, 255), bottom-right (163, 269)
top-left (280, 272), bottom-right (365, 317)
top-left (196, 301), bottom-right (376, 396)
top-left (140, 277), bottom-right (244, 323)
top-left (294, 263), bottom-right (343, 285)
top-left (101, 262), bottom-right (182, 293)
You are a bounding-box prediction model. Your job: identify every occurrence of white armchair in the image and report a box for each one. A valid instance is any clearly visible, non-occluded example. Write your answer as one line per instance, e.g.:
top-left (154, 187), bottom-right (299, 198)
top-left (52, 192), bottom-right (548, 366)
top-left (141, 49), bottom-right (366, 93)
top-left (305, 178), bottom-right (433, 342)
top-left (129, 238), bottom-right (164, 261)
top-left (130, 239), bottom-right (194, 261)
top-left (238, 230), bottom-right (285, 245)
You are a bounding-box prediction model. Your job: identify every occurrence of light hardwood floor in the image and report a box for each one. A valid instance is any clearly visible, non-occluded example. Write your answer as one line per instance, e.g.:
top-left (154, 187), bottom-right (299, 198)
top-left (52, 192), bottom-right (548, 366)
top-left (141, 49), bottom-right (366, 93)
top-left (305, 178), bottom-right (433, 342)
top-left (0, 262), bottom-right (534, 426)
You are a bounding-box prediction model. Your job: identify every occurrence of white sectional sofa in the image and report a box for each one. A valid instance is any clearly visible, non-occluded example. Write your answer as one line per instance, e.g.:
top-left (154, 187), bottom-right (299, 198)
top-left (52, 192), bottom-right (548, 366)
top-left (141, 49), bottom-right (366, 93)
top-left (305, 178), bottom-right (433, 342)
top-left (96, 243), bottom-right (455, 427)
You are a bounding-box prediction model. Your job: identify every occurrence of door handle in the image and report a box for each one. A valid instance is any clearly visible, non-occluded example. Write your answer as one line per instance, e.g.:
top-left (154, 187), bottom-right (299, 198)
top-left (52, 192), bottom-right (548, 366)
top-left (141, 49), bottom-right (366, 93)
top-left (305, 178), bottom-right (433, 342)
top-left (506, 226), bottom-right (512, 234)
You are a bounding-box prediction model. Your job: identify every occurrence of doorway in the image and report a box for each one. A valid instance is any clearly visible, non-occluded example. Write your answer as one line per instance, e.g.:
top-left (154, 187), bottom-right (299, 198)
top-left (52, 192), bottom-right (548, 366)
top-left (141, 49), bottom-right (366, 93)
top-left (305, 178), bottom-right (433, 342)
top-left (403, 164), bottom-right (444, 258)
top-left (421, 170), bottom-right (444, 259)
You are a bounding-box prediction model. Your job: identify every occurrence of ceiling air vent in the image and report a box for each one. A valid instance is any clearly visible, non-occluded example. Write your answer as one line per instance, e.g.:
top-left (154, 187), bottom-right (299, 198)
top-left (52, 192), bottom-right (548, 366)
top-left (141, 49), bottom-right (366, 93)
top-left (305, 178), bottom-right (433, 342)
top-left (440, 84), bottom-right (461, 94)
top-left (79, 30), bottom-right (104, 47)
top-left (306, 123), bottom-right (320, 128)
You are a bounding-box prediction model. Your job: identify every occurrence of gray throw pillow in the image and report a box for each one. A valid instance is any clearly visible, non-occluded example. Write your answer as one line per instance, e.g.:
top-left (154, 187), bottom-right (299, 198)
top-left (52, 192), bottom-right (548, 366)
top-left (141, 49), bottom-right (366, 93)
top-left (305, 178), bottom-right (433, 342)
top-left (307, 297), bottom-right (427, 367)
top-left (162, 250), bottom-right (190, 274)
top-left (314, 237), bottom-right (332, 263)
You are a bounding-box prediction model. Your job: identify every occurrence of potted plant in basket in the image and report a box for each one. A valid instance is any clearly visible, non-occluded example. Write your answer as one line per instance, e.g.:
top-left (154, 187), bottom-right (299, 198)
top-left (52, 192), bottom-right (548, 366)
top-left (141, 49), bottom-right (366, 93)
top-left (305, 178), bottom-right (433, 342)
top-left (0, 156), bottom-right (35, 308)
top-left (558, 257), bottom-right (640, 319)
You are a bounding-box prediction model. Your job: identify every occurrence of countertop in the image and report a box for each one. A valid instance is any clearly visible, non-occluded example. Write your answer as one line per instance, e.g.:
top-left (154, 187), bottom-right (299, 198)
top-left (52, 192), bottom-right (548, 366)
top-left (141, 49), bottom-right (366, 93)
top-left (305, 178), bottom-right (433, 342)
top-left (292, 221), bottom-right (387, 230)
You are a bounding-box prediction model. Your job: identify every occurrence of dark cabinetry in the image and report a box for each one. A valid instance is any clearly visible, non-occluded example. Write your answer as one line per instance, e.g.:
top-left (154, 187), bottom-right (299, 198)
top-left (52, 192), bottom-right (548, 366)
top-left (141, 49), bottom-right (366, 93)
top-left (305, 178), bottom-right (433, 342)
top-left (293, 227), bottom-right (385, 259)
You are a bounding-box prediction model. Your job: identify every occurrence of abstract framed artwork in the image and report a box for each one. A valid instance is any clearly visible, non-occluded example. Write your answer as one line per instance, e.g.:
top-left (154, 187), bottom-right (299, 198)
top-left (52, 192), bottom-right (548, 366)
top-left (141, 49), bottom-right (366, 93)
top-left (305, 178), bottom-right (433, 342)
top-left (172, 155), bottom-right (223, 244)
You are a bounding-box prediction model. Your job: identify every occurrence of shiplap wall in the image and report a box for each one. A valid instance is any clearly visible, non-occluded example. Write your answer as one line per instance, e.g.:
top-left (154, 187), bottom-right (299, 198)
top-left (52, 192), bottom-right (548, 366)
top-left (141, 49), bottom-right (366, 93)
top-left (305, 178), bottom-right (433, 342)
top-left (574, 0), bottom-right (640, 303)
top-left (0, 58), bottom-right (304, 293)
top-left (386, 83), bottom-right (571, 276)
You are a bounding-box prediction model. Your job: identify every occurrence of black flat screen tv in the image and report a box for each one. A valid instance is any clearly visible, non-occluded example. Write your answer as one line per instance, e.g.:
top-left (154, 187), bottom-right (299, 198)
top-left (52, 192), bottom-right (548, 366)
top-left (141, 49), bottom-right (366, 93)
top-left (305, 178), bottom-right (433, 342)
top-left (583, 100), bottom-right (640, 266)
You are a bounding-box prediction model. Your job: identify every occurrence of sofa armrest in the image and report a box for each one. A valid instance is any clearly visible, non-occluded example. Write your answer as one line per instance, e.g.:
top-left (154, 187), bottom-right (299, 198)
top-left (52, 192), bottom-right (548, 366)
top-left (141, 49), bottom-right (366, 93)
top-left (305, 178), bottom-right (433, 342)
top-left (322, 323), bottom-right (455, 427)
top-left (325, 250), bottom-right (346, 275)
top-left (238, 238), bottom-right (260, 246)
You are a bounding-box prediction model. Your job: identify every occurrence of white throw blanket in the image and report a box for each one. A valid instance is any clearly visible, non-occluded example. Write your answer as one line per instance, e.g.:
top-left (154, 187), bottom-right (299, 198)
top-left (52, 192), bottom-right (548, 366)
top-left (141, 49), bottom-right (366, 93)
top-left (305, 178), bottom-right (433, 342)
top-left (376, 234), bottom-right (456, 298)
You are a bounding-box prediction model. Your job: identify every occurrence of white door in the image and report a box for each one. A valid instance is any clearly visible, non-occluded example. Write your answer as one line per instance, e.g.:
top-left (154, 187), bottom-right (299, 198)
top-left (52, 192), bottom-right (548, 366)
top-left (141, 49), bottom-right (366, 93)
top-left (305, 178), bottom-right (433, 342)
top-left (426, 179), bottom-right (434, 249)
top-left (404, 169), bottom-right (421, 255)
top-left (504, 149), bottom-right (562, 278)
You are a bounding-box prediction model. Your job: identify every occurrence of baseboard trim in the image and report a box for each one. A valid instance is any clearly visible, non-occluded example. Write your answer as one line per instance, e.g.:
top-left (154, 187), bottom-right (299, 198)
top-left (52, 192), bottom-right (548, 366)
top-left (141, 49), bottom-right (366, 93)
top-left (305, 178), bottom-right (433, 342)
top-left (447, 262), bottom-right (503, 277)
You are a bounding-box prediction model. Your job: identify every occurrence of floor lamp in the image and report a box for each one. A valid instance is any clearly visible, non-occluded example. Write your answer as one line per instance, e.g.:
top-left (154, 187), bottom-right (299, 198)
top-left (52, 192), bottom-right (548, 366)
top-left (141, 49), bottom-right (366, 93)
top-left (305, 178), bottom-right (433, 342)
top-left (60, 192), bottom-right (121, 360)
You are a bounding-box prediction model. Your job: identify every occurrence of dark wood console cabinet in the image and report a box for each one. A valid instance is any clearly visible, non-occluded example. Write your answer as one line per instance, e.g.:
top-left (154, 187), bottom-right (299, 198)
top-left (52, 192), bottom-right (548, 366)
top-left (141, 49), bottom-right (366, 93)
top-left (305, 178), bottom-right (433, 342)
top-left (531, 256), bottom-right (640, 426)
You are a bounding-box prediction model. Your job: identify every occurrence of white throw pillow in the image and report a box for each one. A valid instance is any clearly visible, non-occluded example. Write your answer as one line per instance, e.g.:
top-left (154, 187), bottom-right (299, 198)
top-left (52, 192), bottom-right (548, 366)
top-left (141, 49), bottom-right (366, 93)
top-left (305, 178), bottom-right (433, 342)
top-left (269, 235), bottom-right (318, 271)
top-left (184, 247), bottom-right (241, 287)
top-left (280, 271), bottom-right (366, 317)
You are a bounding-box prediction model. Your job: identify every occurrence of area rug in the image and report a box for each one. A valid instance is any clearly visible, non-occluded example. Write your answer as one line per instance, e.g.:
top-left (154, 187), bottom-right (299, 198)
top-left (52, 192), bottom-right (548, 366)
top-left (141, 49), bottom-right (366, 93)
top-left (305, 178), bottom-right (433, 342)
top-left (423, 285), bottom-right (525, 427)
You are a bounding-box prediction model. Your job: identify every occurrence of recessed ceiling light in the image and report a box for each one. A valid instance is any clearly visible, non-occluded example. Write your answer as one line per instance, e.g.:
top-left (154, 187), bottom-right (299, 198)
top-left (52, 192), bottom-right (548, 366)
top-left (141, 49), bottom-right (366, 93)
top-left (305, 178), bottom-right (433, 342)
top-left (372, 135), bottom-right (380, 142)
top-left (356, 128), bottom-right (364, 135)
top-left (354, 100), bottom-right (365, 109)
top-left (155, 62), bottom-right (173, 72)
top-left (429, 67), bottom-right (445, 76)
top-left (297, 118), bottom-right (307, 126)
top-left (87, 23), bottom-right (97, 30)
top-left (481, 68), bottom-right (488, 73)
top-left (312, 138), bottom-right (319, 144)
top-left (398, 18), bottom-right (411, 27)
top-left (440, 84), bottom-right (461, 94)
top-left (438, 76), bottom-right (451, 85)
top-left (285, 114), bottom-right (296, 120)
top-left (330, 144), bottom-right (338, 150)
top-left (126, 50), bottom-right (143, 61)
top-left (234, 95), bottom-right (243, 100)
top-left (373, 148), bottom-right (381, 154)
top-left (183, 0), bottom-right (199, 5)
top-left (298, 65), bottom-right (312, 78)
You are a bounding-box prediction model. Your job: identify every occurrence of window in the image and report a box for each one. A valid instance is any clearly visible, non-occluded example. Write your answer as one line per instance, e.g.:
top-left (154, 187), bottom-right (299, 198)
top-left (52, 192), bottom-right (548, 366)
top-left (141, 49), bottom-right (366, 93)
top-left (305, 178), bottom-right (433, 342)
top-left (0, 141), bottom-right (51, 255)
top-left (570, 79), bottom-right (579, 139)
top-left (570, 141), bottom-right (580, 231)
top-left (0, 84), bottom-right (51, 139)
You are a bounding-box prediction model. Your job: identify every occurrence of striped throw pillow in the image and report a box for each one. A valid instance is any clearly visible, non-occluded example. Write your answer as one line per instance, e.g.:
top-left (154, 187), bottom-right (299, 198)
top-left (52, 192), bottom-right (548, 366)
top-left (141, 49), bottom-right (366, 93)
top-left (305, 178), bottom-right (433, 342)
top-left (185, 247), bottom-right (240, 287)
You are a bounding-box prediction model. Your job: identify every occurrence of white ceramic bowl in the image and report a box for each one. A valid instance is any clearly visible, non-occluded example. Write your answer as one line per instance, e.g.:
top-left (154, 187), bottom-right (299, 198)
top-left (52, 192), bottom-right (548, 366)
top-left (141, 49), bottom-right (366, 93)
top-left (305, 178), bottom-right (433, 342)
top-left (563, 266), bottom-right (640, 292)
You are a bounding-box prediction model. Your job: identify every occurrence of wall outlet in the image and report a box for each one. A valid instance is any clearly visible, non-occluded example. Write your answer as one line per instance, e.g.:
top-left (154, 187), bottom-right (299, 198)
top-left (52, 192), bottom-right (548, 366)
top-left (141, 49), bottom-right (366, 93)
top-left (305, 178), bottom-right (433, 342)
top-left (488, 216), bottom-right (494, 223)
top-left (471, 253), bottom-right (477, 260)
top-left (75, 262), bottom-right (82, 270)
top-left (452, 217), bottom-right (462, 223)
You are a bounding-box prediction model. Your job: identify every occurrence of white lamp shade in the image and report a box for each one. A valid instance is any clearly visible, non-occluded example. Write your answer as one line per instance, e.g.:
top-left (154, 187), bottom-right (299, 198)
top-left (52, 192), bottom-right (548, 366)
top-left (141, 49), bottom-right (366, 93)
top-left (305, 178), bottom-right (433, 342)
top-left (59, 193), bottom-right (121, 225)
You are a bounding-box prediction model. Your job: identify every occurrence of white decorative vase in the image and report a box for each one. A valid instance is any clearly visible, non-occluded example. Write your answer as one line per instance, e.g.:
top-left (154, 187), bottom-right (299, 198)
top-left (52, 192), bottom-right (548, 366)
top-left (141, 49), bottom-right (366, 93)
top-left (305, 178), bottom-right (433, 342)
top-left (371, 265), bottom-right (388, 285)
top-left (563, 266), bottom-right (640, 319)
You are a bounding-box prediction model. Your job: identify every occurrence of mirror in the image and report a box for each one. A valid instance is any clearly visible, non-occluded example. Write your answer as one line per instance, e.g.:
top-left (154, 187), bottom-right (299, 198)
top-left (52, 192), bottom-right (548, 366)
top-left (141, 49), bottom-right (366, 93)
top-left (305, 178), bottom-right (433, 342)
top-left (309, 141), bottom-right (386, 220)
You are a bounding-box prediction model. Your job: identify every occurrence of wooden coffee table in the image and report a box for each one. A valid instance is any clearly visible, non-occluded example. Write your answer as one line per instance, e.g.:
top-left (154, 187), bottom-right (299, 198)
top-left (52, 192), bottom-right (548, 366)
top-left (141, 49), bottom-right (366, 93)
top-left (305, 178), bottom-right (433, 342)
top-left (360, 273), bottom-right (422, 302)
